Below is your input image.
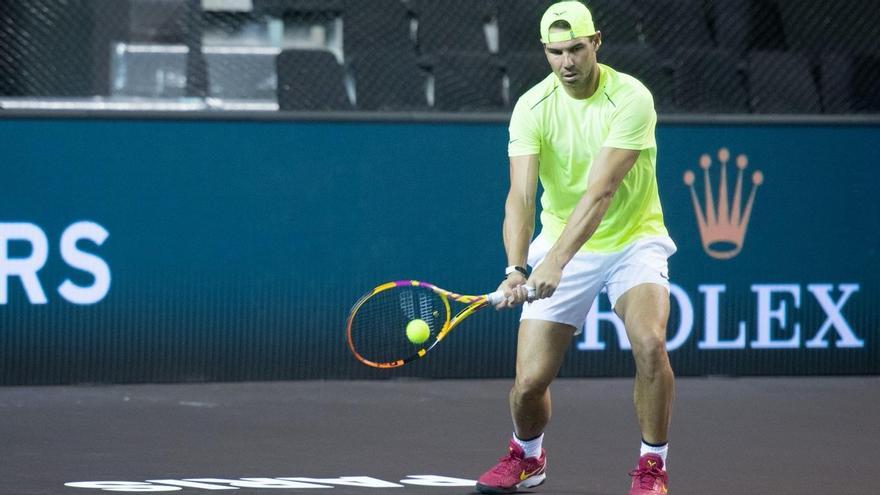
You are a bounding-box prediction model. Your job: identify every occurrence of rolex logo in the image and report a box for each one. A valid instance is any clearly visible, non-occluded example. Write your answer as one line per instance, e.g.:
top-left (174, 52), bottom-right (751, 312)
top-left (683, 148), bottom-right (763, 260)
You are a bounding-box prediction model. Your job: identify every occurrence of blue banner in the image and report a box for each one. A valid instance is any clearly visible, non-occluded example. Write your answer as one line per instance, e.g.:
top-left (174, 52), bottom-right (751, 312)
top-left (0, 117), bottom-right (877, 383)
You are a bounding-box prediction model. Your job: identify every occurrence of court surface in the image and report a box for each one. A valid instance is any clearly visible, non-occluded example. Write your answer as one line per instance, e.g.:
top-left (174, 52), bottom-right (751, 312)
top-left (2, 376), bottom-right (877, 495)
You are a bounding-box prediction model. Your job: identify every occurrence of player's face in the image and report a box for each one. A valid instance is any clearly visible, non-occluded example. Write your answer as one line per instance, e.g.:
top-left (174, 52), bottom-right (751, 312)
top-left (544, 32), bottom-right (600, 91)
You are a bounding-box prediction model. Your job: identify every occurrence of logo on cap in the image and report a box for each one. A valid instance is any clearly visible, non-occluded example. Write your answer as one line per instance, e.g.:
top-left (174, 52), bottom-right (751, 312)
top-left (540, 1), bottom-right (596, 43)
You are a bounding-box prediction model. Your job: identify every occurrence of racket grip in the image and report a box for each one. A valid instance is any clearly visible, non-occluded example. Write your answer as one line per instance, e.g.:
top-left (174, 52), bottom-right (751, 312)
top-left (486, 285), bottom-right (536, 305)
top-left (486, 291), bottom-right (505, 305)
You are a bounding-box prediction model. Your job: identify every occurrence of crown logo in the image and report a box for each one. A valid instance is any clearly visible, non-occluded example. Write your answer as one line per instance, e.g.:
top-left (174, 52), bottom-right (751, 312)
top-left (683, 148), bottom-right (763, 260)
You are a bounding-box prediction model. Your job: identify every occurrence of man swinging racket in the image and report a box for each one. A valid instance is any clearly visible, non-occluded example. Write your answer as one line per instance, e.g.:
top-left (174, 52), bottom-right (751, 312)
top-left (476, 2), bottom-right (676, 494)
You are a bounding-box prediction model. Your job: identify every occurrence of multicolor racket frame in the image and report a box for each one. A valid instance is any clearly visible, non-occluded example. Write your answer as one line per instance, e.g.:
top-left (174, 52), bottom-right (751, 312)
top-left (345, 280), bottom-right (502, 369)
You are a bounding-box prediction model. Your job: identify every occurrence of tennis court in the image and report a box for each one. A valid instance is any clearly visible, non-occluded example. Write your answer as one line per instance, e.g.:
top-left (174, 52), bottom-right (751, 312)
top-left (3, 376), bottom-right (876, 494)
top-left (2, 2), bottom-right (879, 495)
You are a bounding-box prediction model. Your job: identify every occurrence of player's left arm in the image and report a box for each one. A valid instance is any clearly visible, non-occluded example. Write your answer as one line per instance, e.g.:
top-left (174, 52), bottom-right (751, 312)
top-left (527, 146), bottom-right (640, 300)
top-left (527, 82), bottom-right (655, 300)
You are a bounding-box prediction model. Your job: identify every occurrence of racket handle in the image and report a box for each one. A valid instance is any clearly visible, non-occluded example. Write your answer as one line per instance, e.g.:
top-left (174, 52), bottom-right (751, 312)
top-left (487, 291), bottom-right (505, 305)
top-left (486, 285), bottom-right (536, 305)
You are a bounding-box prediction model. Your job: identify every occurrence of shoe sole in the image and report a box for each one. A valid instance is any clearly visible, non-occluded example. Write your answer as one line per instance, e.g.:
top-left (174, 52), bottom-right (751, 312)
top-left (475, 472), bottom-right (547, 494)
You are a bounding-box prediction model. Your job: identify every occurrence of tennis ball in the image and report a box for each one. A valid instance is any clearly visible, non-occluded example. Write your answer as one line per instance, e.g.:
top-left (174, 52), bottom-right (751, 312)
top-left (406, 319), bottom-right (431, 344)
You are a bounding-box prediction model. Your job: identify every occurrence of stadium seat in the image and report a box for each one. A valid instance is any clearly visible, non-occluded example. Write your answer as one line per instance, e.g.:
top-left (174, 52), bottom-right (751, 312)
top-left (204, 51), bottom-right (277, 100)
top-left (276, 49), bottom-right (351, 110)
top-left (127, 0), bottom-right (207, 97)
top-left (823, 53), bottom-right (880, 114)
top-left (851, 53), bottom-right (880, 112)
top-left (350, 51), bottom-right (428, 111)
top-left (777, 0), bottom-right (878, 55)
top-left (0, 0), bottom-right (113, 96)
top-left (589, 0), bottom-right (645, 45)
top-left (708, 0), bottom-right (787, 54)
top-left (342, 0), bottom-right (413, 57)
top-left (0, 35), bottom-right (14, 95)
top-left (410, 0), bottom-right (495, 55)
top-left (819, 52), bottom-right (856, 113)
top-left (128, 0), bottom-right (199, 43)
top-left (747, 51), bottom-right (821, 113)
top-left (636, 0), bottom-right (714, 50)
top-left (0, 0), bottom-right (127, 98)
top-left (672, 48), bottom-right (749, 113)
top-left (504, 51), bottom-right (551, 105)
top-left (775, 0), bottom-right (826, 53)
top-left (496, 0), bottom-right (552, 54)
top-left (431, 53), bottom-right (505, 111)
top-left (600, 43), bottom-right (676, 112)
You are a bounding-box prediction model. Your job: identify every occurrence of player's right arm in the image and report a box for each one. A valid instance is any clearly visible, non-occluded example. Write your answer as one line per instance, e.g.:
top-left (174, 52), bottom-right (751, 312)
top-left (495, 153), bottom-right (539, 309)
top-left (497, 85), bottom-right (543, 309)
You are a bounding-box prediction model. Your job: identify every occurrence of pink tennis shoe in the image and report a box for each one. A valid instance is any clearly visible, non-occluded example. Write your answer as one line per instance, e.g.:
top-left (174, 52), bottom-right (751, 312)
top-left (475, 439), bottom-right (547, 494)
top-left (629, 453), bottom-right (669, 494)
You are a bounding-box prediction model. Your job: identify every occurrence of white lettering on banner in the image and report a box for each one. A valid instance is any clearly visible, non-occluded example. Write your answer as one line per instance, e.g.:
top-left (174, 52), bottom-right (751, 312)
top-left (665, 284), bottom-right (694, 351)
top-left (576, 283), bottom-right (863, 350)
top-left (751, 284), bottom-right (801, 348)
top-left (578, 289), bottom-right (629, 350)
top-left (65, 476), bottom-right (478, 492)
top-left (698, 284), bottom-right (747, 349)
top-left (578, 285), bottom-right (694, 351)
top-left (0, 221), bottom-right (110, 305)
top-left (0, 222), bottom-right (49, 304)
top-left (58, 221), bottom-right (112, 305)
top-left (805, 284), bottom-right (864, 348)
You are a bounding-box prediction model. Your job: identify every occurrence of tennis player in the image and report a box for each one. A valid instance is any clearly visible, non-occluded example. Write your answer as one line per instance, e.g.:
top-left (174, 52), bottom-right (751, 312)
top-left (475, 2), bottom-right (676, 494)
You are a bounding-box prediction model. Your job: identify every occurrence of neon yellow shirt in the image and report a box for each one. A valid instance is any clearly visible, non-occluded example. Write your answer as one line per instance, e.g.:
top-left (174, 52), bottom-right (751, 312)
top-left (508, 64), bottom-right (668, 253)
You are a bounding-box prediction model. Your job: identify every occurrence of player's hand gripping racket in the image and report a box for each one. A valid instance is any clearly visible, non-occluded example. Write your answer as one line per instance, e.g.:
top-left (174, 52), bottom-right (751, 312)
top-left (346, 280), bottom-right (534, 369)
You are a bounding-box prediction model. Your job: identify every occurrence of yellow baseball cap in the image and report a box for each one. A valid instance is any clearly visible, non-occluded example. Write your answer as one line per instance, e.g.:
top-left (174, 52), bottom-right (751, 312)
top-left (540, 1), bottom-right (597, 43)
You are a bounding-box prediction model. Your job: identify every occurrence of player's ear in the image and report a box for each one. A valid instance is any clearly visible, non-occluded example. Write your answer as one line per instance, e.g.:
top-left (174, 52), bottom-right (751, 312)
top-left (592, 32), bottom-right (602, 51)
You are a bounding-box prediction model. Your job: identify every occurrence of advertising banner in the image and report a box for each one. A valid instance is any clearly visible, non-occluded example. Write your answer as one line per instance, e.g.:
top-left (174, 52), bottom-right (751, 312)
top-left (0, 118), bottom-right (876, 383)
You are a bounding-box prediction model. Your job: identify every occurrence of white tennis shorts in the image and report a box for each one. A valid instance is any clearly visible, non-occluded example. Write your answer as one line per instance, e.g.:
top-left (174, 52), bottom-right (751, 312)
top-left (521, 233), bottom-right (677, 330)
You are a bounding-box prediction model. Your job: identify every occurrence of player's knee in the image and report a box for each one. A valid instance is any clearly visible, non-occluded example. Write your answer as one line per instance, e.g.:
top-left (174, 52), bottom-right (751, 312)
top-left (629, 328), bottom-right (669, 369)
top-left (513, 373), bottom-right (551, 400)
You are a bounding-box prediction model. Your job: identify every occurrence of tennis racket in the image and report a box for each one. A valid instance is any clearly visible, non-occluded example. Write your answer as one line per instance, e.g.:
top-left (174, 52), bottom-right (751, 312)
top-left (346, 280), bottom-right (534, 369)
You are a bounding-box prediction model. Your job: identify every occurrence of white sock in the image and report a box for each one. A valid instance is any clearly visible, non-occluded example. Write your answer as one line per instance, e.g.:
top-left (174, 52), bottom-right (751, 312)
top-left (640, 440), bottom-right (668, 470)
top-left (513, 432), bottom-right (544, 459)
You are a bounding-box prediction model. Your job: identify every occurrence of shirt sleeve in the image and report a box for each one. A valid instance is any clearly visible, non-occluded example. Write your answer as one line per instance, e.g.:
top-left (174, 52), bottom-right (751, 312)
top-left (508, 96), bottom-right (541, 157)
top-left (602, 87), bottom-right (657, 151)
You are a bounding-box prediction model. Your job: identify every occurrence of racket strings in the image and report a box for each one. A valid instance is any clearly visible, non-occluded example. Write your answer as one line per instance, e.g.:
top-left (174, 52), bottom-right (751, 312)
top-left (349, 287), bottom-right (447, 364)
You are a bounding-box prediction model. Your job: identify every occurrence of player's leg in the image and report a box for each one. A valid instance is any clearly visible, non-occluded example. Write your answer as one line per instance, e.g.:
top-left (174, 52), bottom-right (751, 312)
top-left (614, 283), bottom-right (674, 446)
top-left (605, 236), bottom-right (676, 495)
top-left (476, 234), bottom-right (602, 494)
top-left (615, 284), bottom-right (673, 495)
top-left (510, 319), bottom-right (577, 440)
top-left (475, 319), bottom-right (574, 494)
